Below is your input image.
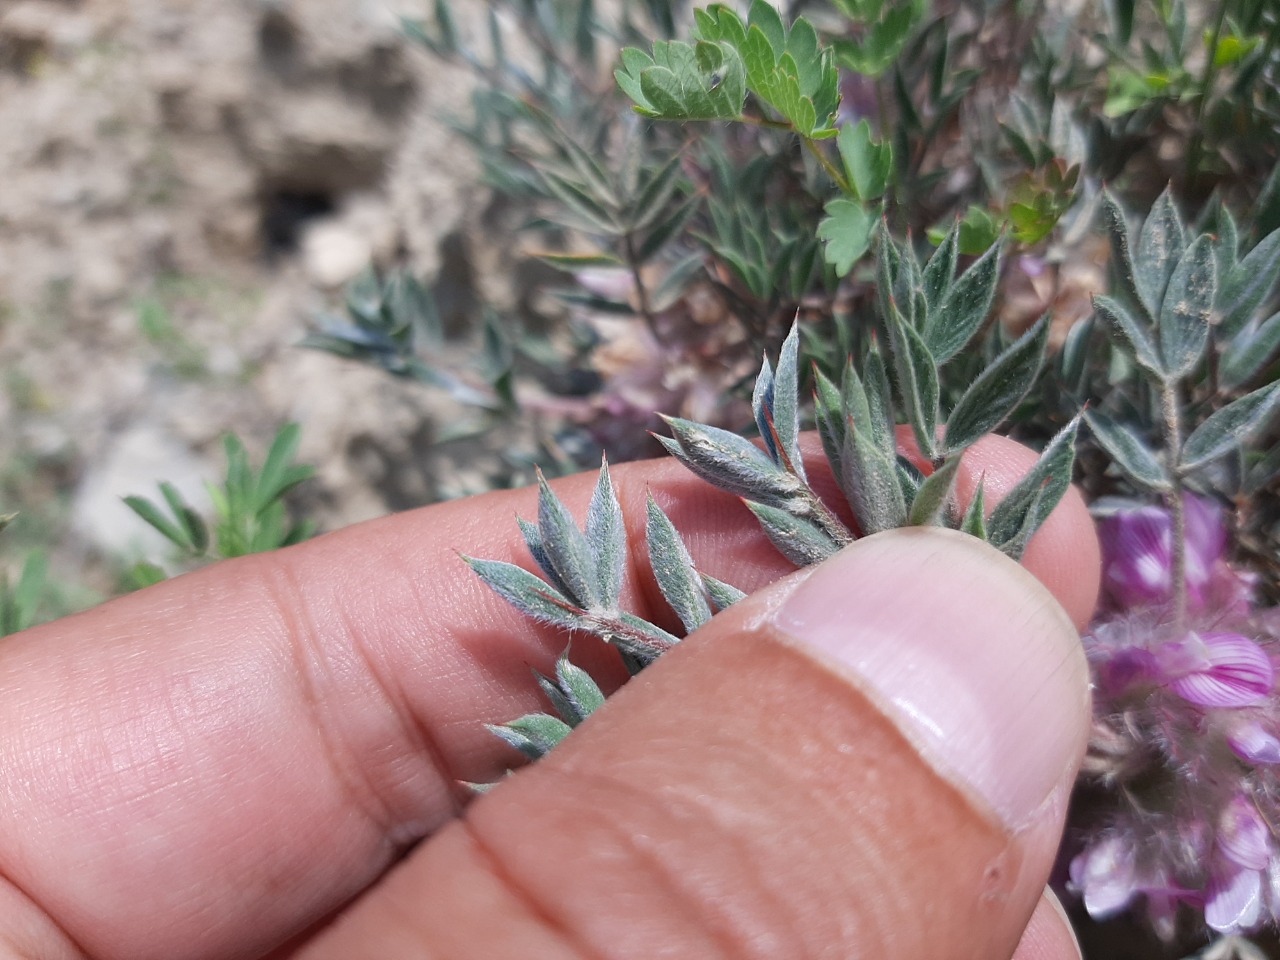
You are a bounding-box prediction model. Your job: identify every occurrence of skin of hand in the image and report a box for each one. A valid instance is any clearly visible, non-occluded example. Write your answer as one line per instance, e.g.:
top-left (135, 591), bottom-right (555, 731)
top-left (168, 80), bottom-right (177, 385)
top-left (0, 433), bottom-right (1100, 960)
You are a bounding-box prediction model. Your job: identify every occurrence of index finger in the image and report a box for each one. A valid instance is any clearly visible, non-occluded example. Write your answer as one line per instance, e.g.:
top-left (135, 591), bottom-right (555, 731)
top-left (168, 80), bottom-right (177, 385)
top-left (0, 436), bottom-right (1099, 960)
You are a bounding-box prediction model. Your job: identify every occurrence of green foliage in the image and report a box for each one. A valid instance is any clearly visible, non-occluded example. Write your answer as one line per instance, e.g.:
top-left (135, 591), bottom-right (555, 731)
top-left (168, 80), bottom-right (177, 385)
top-left (124, 424), bottom-right (316, 580)
top-left (0, 547), bottom-right (47, 638)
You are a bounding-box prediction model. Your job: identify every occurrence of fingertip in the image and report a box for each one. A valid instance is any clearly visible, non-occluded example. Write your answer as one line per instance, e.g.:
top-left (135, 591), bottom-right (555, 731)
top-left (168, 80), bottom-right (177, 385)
top-left (1013, 892), bottom-right (1084, 960)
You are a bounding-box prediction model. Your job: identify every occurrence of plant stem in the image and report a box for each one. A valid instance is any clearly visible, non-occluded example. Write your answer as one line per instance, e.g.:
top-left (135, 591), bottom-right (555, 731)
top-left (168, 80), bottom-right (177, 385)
top-left (802, 137), bottom-right (856, 198)
top-left (623, 231), bottom-right (659, 338)
top-left (1162, 379), bottom-right (1188, 628)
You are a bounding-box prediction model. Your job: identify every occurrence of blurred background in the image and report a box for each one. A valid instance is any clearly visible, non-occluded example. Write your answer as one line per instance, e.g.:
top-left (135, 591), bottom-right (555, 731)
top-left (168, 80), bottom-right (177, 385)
top-left (0, 0), bottom-right (523, 610)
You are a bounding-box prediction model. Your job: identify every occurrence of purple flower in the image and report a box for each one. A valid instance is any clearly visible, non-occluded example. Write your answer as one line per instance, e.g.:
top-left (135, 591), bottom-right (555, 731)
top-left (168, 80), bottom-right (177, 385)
top-left (1100, 495), bottom-right (1225, 611)
top-left (1152, 632), bottom-right (1274, 708)
top-left (1228, 720), bottom-right (1280, 764)
top-left (1069, 836), bottom-right (1141, 919)
top-left (1205, 796), bottom-right (1271, 934)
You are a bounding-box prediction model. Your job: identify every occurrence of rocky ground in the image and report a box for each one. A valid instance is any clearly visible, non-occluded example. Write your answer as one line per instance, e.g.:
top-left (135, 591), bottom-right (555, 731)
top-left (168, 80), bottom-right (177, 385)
top-left (0, 0), bottom-right (529, 606)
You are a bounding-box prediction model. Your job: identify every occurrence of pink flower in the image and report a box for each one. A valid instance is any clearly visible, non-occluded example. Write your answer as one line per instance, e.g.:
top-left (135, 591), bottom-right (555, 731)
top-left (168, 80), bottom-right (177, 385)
top-left (1205, 795), bottom-right (1272, 934)
top-left (1152, 632), bottom-right (1274, 708)
top-left (1100, 495), bottom-right (1225, 611)
top-left (1228, 720), bottom-right (1280, 764)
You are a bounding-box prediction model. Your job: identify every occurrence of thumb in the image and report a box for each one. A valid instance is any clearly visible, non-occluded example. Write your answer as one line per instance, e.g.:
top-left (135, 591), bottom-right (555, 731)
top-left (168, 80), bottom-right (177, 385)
top-left (301, 528), bottom-right (1090, 959)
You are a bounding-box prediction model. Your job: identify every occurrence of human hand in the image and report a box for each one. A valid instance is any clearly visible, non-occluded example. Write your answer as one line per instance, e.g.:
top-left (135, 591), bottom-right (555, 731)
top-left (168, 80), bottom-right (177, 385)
top-left (0, 434), bottom-right (1099, 960)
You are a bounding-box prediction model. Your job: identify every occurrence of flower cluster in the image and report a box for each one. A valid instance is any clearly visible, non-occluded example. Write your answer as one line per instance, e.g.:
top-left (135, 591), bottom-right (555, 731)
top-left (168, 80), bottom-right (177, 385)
top-left (1070, 495), bottom-right (1280, 940)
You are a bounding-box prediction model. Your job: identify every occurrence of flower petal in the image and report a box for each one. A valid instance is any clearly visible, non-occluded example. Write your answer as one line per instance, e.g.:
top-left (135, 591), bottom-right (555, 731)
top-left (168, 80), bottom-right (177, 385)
top-left (1205, 864), bottom-right (1263, 934)
top-left (1219, 795), bottom-right (1272, 870)
top-left (1228, 721), bottom-right (1280, 764)
top-left (1101, 507), bottom-right (1173, 608)
top-left (1070, 837), bottom-right (1139, 919)
top-left (1169, 633), bottom-right (1274, 708)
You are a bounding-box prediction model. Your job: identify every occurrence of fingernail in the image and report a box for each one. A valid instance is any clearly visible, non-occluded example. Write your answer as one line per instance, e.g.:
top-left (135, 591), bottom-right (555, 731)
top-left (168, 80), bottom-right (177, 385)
top-left (774, 527), bottom-right (1089, 828)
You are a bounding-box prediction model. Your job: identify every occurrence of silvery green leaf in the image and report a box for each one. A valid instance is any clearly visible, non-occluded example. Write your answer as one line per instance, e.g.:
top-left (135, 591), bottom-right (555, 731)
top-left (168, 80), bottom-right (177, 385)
top-left (960, 478), bottom-right (987, 538)
top-left (908, 454), bottom-right (962, 526)
top-left (926, 238), bottom-right (1002, 364)
top-left (944, 313), bottom-right (1050, 453)
top-left (701, 574), bottom-right (746, 611)
top-left (1244, 444), bottom-right (1280, 495)
top-left (659, 417), bottom-right (803, 506)
top-left (464, 557), bottom-right (586, 631)
top-left (1059, 315), bottom-right (1094, 392)
top-left (646, 495), bottom-right (713, 633)
top-left (487, 714), bottom-right (573, 760)
top-left (772, 321), bottom-right (806, 480)
top-left (1158, 234), bottom-right (1216, 378)
top-left (1219, 228), bottom-right (1280, 337)
top-left (1093, 294), bottom-right (1164, 378)
top-left (863, 347), bottom-right (897, 463)
top-left (876, 228), bottom-right (903, 324)
top-left (745, 501), bottom-right (841, 566)
top-left (1101, 190), bottom-right (1150, 320)
top-left (899, 242), bottom-right (927, 330)
top-left (1083, 410), bottom-right (1170, 490)
top-left (887, 303), bottom-right (940, 461)
top-left (1180, 383), bottom-right (1280, 472)
top-left (517, 516), bottom-right (572, 596)
top-left (1135, 187), bottom-right (1186, 314)
top-left (585, 460), bottom-right (626, 612)
top-left (536, 471), bottom-right (600, 610)
top-left (896, 459), bottom-right (923, 503)
top-left (752, 355), bottom-right (777, 461)
top-left (1220, 310), bottom-right (1280, 389)
top-left (814, 366), bottom-right (846, 486)
top-left (986, 415), bottom-right (1081, 555)
top-left (536, 652), bottom-right (605, 726)
top-left (992, 483), bottom-right (1049, 561)
top-left (923, 219), bottom-right (960, 313)
top-left (1216, 206), bottom-right (1240, 279)
top-left (842, 420), bottom-right (908, 534)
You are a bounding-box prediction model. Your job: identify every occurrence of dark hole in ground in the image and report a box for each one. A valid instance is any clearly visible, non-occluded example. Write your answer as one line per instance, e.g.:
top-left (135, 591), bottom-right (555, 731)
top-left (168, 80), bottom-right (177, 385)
top-left (260, 190), bottom-right (335, 254)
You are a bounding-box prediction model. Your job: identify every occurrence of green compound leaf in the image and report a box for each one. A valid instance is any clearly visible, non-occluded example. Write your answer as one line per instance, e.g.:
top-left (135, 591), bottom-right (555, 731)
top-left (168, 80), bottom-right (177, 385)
top-left (616, 40), bottom-right (747, 121)
top-left (945, 313), bottom-right (1050, 454)
top-left (1135, 186), bottom-right (1187, 316)
top-left (986, 415), bottom-right (1082, 559)
top-left (1180, 383), bottom-right (1280, 472)
top-left (1158, 233), bottom-right (1216, 378)
top-left (646, 495), bottom-right (713, 633)
top-left (925, 238), bottom-right (1002, 364)
top-left (1083, 410), bottom-right (1170, 490)
top-left (818, 199), bottom-right (877, 276)
top-left (745, 501), bottom-right (842, 566)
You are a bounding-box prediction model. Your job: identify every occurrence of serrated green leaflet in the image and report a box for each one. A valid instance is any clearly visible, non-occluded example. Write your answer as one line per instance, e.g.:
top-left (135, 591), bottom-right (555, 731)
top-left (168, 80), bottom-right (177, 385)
top-left (838, 120), bottom-right (893, 201)
top-left (1083, 411), bottom-right (1170, 490)
top-left (646, 495), bottom-right (713, 633)
top-left (1180, 383), bottom-right (1280, 472)
top-left (818, 199), bottom-right (876, 276)
top-left (945, 313), bottom-right (1049, 454)
top-left (1158, 233), bottom-right (1215, 378)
